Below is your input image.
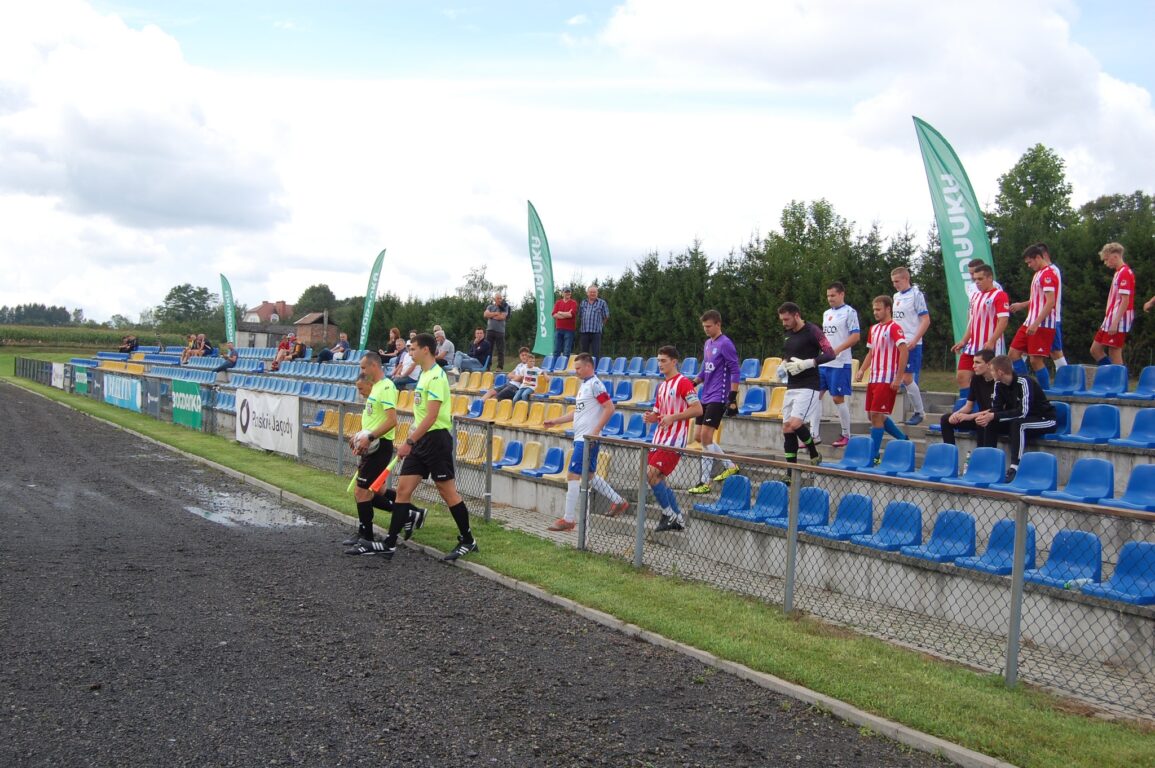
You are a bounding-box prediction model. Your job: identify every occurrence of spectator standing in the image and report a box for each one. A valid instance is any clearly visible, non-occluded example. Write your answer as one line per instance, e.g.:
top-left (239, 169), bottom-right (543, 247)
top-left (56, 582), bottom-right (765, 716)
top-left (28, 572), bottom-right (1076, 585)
top-left (318, 332), bottom-right (351, 363)
top-left (811, 282), bottom-right (860, 449)
top-left (643, 346), bottom-right (703, 532)
top-left (551, 287), bottom-right (579, 359)
top-left (951, 264), bottom-right (1010, 400)
top-left (1008, 244), bottom-right (1061, 390)
top-left (1090, 242), bottom-right (1135, 366)
top-left (484, 292), bottom-right (510, 370)
top-left (118, 335), bottom-right (138, 353)
top-left (578, 285), bottom-right (610, 361)
top-left (855, 296), bottom-right (910, 463)
top-left (938, 349), bottom-right (996, 446)
top-left (686, 310), bottom-right (740, 495)
top-left (777, 302), bottom-right (834, 466)
top-left (975, 355), bottom-right (1057, 482)
top-left (890, 267), bottom-right (931, 426)
top-left (453, 328), bottom-right (490, 373)
top-left (213, 341), bottom-right (238, 373)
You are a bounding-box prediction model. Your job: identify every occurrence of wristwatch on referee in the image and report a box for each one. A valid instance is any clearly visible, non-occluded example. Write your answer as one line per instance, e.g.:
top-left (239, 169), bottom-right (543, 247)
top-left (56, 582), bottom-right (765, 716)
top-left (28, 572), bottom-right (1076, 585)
top-left (405, 438), bottom-right (415, 446)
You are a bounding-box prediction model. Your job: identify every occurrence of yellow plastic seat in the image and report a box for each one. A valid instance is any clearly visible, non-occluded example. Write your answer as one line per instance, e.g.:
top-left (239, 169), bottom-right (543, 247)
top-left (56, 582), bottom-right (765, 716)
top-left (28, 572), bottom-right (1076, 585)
top-left (623, 379), bottom-right (652, 406)
top-left (478, 371), bottom-right (495, 392)
top-left (492, 399), bottom-right (514, 425)
top-left (479, 399), bottom-right (497, 421)
top-left (455, 430), bottom-right (470, 458)
top-left (501, 441), bottom-right (543, 473)
top-left (452, 394), bottom-right (469, 416)
top-left (754, 386), bottom-right (787, 419)
top-left (548, 405), bottom-right (576, 431)
top-left (505, 400), bottom-right (530, 427)
top-left (553, 376), bottom-right (579, 401)
top-left (565, 355), bottom-right (578, 373)
top-left (392, 422), bottom-right (410, 445)
top-left (749, 357), bottom-right (783, 385)
top-left (524, 402), bottom-right (546, 430)
top-left (851, 358), bottom-right (865, 390)
top-left (314, 410), bottom-right (340, 435)
top-left (542, 402), bottom-right (564, 425)
top-left (540, 449), bottom-right (573, 481)
top-left (396, 389), bottom-right (414, 413)
top-left (533, 375), bottom-right (551, 397)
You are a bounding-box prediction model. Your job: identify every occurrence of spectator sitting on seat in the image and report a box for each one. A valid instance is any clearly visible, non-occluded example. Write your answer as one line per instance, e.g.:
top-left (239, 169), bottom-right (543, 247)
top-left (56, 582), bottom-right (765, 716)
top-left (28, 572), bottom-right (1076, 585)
top-left (179, 333), bottom-right (198, 364)
top-left (434, 328), bottom-right (455, 370)
top-left (183, 333), bottom-right (210, 363)
top-left (480, 347), bottom-right (541, 403)
top-left (273, 335), bottom-right (293, 365)
top-left (974, 354), bottom-right (1057, 482)
top-left (213, 341), bottom-right (239, 373)
top-left (939, 349), bottom-right (996, 446)
top-left (453, 328), bottom-right (490, 373)
top-left (377, 327), bottom-right (402, 363)
top-left (290, 335), bottom-right (308, 361)
top-left (318, 332), bottom-right (351, 363)
top-left (118, 334), bottom-right (138, 354)
top-left (391, 341), bottom-right (420, 390)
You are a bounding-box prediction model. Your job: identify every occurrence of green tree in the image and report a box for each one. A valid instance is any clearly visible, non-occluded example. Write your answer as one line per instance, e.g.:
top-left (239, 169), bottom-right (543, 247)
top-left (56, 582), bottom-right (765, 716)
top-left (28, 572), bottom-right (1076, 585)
top-left (295, 284), bottom-right (338, 314)
top-left (455, 265), bottom-right (506, 302)
top-left (154, 284), bottom-right (219, 327)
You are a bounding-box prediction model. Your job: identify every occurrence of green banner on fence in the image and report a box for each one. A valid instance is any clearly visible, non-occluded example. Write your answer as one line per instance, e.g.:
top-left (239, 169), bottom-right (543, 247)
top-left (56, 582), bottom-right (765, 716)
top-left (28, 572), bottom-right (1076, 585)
top-left (220, 274), bottom-right (237, 345)
top-left (358, 249), bottom-right (386, 351)
top-left (527, 201), bottom-right (556, 357)
top-left (75, 369), bottom-right (88, 395)
top-left (172, 379), bottom-right (203, 430)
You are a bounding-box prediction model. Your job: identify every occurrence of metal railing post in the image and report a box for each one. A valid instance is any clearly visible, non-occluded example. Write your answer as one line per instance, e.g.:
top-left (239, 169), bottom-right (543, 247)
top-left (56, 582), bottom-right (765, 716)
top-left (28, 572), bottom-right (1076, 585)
top-left (336, 402), bottom-right (345, 476)
top-left (634, 443), bottom-right (648, 568)
top-left (783, 464), bottom-right (801, 614)
top-left (1005, 499), bottom-right (1029, 688)
top-left (483, 421), bottom-right (493, 522)
top-left (576, 436), bottom-right (592, 551)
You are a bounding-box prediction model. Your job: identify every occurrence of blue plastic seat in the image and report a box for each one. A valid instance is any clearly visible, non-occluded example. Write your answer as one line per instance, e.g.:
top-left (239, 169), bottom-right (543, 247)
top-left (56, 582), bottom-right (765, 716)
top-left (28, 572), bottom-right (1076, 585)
top-left (850, 501), bottom-right (922, 551)
top-left (901, 510), bottom-right (976, 563)
top-left (897, 443), bottom-right (959, 482)
top-left (594, 357), bottom-right (612, 376)
top-left (1024, 530), bottom-right (1102, 588)
top-left (466, 399), bottom-right (484, 418)
top-left (552, 355), bottom-right (570, 373)
top-left (860, 440), bottom-right (916, 477)
top-left (1119, 366), bottom-right (1155, 401)
top-left (621, 413), bottom-right (647, 441)
top-left (304, 409), bottom-right (326, 428)
top-left (1080, 541), bottom-right (1155, 605)
top-left (1040, 457), bottom-right (1114, 503)
top-left (766, 487), bottom-right (830, 530)
top-left (610, 380), bottom-right (633, 403)
top-left (738, 387), bottom-right (767, 416)
top-left (988, 452), bottom-right (1057, 495)
top-left (1108, 409), bottom-right (1155, 449)
top-left (1040, 401), bottom-right (1071, 441)
top-left (494, 373), bottom-right (507, 388)
top-left (610, 357), bottom-right (628, 376)
top-left (542, 377), bottom-right (565, 400)
top-left (926, 399), bottom-right (968, 434)
top-left (1080, 364), bottom-right (1128, 397)
top-left (540, 355), bottom-right (556, 372)
top-left (739, 358), bottom-right (760, 381)
top-left (737, 481), bottom-right (788, 523)
top-left (521, 446), bottom-right (566, 478)
top-left (642, 357), bottom-right (661, 378)
top-left (955, 520), bottom-right (1036, 575)
top-left (1099, 464), bottom-right (1155, 513)
top-left (491, 441), bottom-right (524, 469)
top-left (692, 474), bottom-right (752, 516)
top-left (300, 382), bottom-right (316, 398)
top-left (625, 357), bottom-right (645, 377)
top-left (806, 494), bottom-right (873, 541)
top-left (1045, 364), bottom-right (1085, 395)
top-left (600, 412), bottom-right (625, 437)
top-left (825, 436), bottom-right (874, 471)
top-left (680, 358), bottom-right (699, 378)
top-left (942, 447), bottom-right (1005, 488)
top-left (1055, 404), bottom-right (1120, 444)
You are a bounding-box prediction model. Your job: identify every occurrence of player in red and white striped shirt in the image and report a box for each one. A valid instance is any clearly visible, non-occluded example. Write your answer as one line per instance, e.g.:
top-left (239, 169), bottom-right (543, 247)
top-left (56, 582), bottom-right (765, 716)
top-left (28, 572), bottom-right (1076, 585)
top-left (1009, 243), bottom-right (1061, 390)
top-left (951, 264), bottom-right (1009, 401)
top-left (855, 296), bottom-right (910, 462)
top-left (1091, 242), bottom-right (1135, 366)
top-left (644, 346), bottom-right (703, 532)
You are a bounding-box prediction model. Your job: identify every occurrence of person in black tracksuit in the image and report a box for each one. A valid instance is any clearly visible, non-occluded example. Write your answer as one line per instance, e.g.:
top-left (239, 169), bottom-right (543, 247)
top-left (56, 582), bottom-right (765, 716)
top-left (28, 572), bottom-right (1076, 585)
top-left (975, 355), bottom-right (1057, 480)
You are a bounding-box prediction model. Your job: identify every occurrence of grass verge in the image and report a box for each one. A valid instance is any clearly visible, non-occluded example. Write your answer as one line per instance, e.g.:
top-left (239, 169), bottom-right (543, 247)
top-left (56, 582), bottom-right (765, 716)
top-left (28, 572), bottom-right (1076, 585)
top-left (3, 360), bottom-right (1153, 768)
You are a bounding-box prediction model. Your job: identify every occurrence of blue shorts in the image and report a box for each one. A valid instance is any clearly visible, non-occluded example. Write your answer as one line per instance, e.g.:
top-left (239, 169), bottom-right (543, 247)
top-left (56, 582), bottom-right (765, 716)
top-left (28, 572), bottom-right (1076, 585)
top-left (568, 439), bottom-right (600, 475)
top-left (818, 365), bottom-right (853, 397)
top-left (1052, 323), bottom-right (1063, 352)
top-left (904, 345), bottom-right (923, 381)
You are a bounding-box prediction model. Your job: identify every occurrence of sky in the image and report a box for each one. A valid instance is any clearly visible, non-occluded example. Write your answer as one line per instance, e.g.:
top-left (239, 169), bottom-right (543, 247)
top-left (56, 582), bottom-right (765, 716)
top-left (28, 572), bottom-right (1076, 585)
top-left (1, 0), bottom-right (1154, 323)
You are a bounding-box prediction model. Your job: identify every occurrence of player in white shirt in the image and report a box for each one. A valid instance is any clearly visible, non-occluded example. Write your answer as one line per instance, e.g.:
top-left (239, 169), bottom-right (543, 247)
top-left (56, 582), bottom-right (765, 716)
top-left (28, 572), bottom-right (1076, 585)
top-left (890, 267), bottom-right (930, 425)
top-left (543, 353), bottom-right (628, 531)
top-left (810, 282), bottom-right (860, 448)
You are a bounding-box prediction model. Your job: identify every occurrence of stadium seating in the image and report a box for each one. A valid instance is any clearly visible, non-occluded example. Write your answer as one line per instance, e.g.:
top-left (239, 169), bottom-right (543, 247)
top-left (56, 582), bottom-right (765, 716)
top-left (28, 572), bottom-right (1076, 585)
top-left (740, 358), bottom-right (761, 381)
top-left (747, 357), bottom-right (784, 385)
top-left (452, 395), bottom-right (470, 417)
top-left (1040, 401), bottom-right (1071, 441)
top-left (1078, 364), bottom-right (1128, 397)
top-left (493, 373), bottom-right (508, 388)
top-left (623, 379), bottom-right (652, 406)
top-left (737, 387), bottom-right (767, 416)
top-left (547, 405), bottom-right (574, 432)
top-left (692, 474), bottom-right (752, 516)
top-left (466, 398), bottom-right (484, 418)
top-left (491, 440), bottom-right (524, 469)
top-left (766, 487), bottom-right (830, 530)
top-left (897, 443), bottom-right (959, 482)
top-left (1099, 464), bottom-right (1155, 512)
top-left (625, 357), bottom-right (645, 377)
top-left (1055, 404), bottom-right (1120, 444)
top-left (1040, 457), bottom-right (1114, 503)
top-left (1045, 364), bottom-right (1085, 395)
top-left (523, 402), bottom-right (546, 429)
top-left (850, 501), bottom-right (922, 551)
top-left (679, 358), bottom-right (699, 378)
top-left (520, 446), bottom-right (566, 478)
top-left (601, 412), bottom-right (625, 437)
top-left (752, 387), bottom-right (786, 420)
top-left (540, 449), bottom-right (573, 482)
top-left (942, 447), bottom-right (1005, 488)
top-left (824, 436), bottom-right (874, 471)
top-left (1024, 530), bottom-right (1102, 588)
top-left (1080, 542), bottom-right (1155, 605)
top-left (552, 376), bottom-right (579, 402)
top-left (955, 519), bottom-right (1036, 575)
top-left (1118, 366), bottom-right (1155, 401)
top-left (304, 408), bottom-right (326, 428)
top-left (1108, 408), bottom-right (1155, 448)
top-left (621, 413), bottom-right (648, 441)
top-left (610, 380), bottom-right (633, 403)
top-left (595, 357), bottom-right (613, 376)
top-left (806, 494), bottom-right (873, 541)
top-left (610, 357), bottom-right (628, 376)
top-left (642, 357), bottom-right (661, 377)
top-left (901, 511), bottom-right (976, 563)
top-left (987, 452), bottom-right (1057, 495)
top-left (738, 481), bottom-right (788, 523)
top-left (504, 400), bottom-right (531, 428)
top-left (501, 442), bottom-right (542, 473)
top-left (540, 355), bottom-right (555, 372)
top-left (859, 440), bottom-right (916, 477)
top-left (925, 398), bottom-right (967, 434)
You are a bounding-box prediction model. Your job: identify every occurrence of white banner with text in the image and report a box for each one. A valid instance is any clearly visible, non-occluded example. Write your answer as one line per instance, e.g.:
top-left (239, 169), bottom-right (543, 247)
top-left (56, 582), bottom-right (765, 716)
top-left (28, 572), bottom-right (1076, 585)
top-left (235, 389), bottom-right (299, 456)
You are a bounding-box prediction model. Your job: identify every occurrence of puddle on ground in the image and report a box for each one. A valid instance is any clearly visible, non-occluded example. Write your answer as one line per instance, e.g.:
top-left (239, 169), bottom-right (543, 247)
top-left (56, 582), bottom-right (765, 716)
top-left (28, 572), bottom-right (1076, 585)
top-left (182, 487), bottom-right (317, 528)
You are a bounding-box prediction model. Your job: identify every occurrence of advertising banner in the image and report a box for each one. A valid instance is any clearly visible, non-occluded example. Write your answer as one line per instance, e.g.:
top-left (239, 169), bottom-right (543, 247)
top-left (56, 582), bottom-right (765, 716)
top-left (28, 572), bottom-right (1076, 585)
top-left (235, 389), bottom-right (299, 456)
top-left (358, 249), bottom-right (386, 350)
top-left (75, 368), bottom-right (89, 395)
top-left (527, 201), bottom-right (556, 357)
top-left (172, 379), bottom-right (202, 429)
top-left (103, 374), bottom-right (141, 412)
top-left (51, 363), bottom-right (64, 390)
top-left (220, 273), bottom-right (237, 345)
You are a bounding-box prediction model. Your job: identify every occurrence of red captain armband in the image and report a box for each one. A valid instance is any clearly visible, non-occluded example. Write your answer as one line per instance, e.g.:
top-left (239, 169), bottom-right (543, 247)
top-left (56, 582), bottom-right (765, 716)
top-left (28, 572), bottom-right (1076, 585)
top-left (596, 392), bottom-right (611, 404)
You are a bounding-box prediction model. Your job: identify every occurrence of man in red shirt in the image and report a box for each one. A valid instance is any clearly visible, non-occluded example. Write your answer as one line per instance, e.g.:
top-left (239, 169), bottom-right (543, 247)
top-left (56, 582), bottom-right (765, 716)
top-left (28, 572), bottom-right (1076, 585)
top-left (855, 296), bottom-right (910, 463)
top-left (644, 346), bottom-right (703, 532)
top-left (1090, 242), bottom-right (1135, 366)
top-left (551, 287), bottom-right (578, 359)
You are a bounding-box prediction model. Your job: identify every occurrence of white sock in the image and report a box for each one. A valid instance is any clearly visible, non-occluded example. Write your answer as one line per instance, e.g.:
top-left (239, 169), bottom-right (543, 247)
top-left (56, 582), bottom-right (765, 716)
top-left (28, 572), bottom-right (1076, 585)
top-left (564, 480), bottom-right (580, 523)
top-left (906, 381), bottom-right (925, 414)
top-left (1053, 356), bottom-right (1068, 368)
top-left (590, 476), bottom-right (623, 505)
top-left (809, 400), bottom-right (822, 437)
top-left (836, 400), bottom-right (851, 435)
top-left (705, 441), bottom-right (733, 468)
top-left (699, 455), bottom-right (714, 484)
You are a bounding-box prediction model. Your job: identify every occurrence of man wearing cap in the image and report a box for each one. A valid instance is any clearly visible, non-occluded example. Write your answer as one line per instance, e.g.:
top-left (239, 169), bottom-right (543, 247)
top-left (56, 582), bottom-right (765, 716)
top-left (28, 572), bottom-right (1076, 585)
top-left (552, 287), bottom-right (579, 359)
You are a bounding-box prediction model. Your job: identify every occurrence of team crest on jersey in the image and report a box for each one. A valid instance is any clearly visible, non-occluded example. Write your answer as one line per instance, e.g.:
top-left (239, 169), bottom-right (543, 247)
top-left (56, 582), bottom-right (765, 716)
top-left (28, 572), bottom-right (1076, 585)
top-left (414, 391), bottom-right (423, 406)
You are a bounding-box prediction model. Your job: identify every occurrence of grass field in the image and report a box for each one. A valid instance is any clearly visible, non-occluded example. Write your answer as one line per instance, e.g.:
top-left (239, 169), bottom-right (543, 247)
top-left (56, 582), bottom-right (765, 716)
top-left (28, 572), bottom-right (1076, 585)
top-left (3, 349), bottom-right (1153, 768)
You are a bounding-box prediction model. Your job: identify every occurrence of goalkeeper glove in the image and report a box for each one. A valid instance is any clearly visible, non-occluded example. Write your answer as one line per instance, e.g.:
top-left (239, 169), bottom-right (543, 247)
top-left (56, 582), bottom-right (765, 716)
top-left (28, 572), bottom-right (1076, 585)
top-left (784, 357), bottom-right (815, 376)
top-left (726, 390), bottom-right (739, 416)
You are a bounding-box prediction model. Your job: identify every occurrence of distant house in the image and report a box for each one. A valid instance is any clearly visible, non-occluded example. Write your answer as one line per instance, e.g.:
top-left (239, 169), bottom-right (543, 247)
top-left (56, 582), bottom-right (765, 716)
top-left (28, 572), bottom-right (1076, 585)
top-left (237, 300), bottom-right (296, 349)
top-left (294, 312), bottom-right (341, 348)
top-left (243, 300), bottom-right (294, 325)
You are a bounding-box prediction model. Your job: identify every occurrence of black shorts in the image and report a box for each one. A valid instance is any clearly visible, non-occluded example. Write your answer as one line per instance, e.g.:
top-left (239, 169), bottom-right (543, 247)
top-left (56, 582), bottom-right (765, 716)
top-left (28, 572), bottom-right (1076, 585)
top-left (356, 440), bottom-right (394, 490)
top-left (400, 429), bottom-right (456, 482)
top-left (696, 402), bottom-right (727, 429)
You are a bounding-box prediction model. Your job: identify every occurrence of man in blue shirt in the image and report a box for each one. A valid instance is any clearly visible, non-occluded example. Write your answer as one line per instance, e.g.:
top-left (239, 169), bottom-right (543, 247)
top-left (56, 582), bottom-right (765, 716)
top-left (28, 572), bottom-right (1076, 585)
top-left (317, 332), bottom-right (351, 363)
top-left (578, 285), bottom-right (610, 361)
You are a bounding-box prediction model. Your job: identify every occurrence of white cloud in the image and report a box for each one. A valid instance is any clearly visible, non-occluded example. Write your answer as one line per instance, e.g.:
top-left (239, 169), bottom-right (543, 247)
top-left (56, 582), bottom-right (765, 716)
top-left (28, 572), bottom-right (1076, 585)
top-left (566, 14), bottom-right (589, 26)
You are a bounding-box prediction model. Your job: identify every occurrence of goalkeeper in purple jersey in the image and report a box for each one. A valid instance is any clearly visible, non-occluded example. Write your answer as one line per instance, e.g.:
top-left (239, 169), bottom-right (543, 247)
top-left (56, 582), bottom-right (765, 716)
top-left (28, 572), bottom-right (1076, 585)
top-left (687, 310), bottom-right (741, 495)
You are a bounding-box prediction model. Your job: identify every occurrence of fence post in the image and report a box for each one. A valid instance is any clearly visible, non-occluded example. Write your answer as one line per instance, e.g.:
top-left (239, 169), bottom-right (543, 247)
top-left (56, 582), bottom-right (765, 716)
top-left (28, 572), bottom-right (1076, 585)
top-left (577, 436), bottom-right (592, 551)
top-left (1005, 498), bottom-right (1029, 688)
top-left (633, 443), bottom-right (648, 569)
top-left (783, 464), bottom-right (801, 613)
top-left (483, 420), bottom-right (493, 522)
top-left (336, 402), bottom-right (345, 475)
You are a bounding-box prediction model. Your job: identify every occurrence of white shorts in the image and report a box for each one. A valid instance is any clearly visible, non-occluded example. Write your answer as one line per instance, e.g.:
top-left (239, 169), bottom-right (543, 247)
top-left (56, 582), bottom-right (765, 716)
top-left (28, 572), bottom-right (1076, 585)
top-left (782, 388), bottom-right (819, 424)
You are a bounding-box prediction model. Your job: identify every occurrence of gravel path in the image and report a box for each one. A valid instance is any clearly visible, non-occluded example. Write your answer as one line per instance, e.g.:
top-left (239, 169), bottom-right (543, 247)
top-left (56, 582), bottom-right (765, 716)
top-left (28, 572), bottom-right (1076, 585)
top-left (0, 381), bottom-right (946, 767)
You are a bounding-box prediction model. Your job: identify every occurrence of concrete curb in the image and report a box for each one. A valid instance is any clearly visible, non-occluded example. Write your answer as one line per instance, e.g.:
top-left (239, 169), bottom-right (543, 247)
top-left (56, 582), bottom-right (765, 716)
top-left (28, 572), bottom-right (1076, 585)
top-left (14, 379), bottom-right (1015, 768)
